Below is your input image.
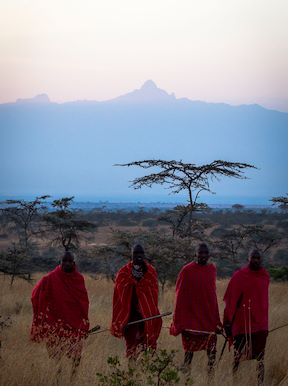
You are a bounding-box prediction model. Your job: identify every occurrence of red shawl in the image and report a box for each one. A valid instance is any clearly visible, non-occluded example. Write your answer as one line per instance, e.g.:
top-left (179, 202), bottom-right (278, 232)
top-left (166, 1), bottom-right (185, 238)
top-left (31, 265), bottom-right (89, 341)
top-left (170, 262), bottom-right (221, 336)
top-left (223, 266), bottom-right (269, 337)
top-left (111, 262), bottom-right (162, 348)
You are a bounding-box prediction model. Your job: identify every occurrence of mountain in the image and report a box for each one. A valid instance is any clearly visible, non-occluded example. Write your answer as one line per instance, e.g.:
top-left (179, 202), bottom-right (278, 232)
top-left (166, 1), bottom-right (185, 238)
top-left (1, 81), bottom-right (288, 203)
top-left (16, 94), bottom-right (51, 104)
top-left (108, 80), bottom-right (176, 104)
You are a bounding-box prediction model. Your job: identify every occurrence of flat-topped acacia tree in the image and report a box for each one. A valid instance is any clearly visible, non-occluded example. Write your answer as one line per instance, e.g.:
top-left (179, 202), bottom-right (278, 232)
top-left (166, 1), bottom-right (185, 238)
top-left (44, 197), bottom-right (97, 251)
top-left (271, 194), bottom-right (288, 211)
top-left (117, 159), bottom-right (256, 238)
top-left (0, 195), bottom-right (49, 285)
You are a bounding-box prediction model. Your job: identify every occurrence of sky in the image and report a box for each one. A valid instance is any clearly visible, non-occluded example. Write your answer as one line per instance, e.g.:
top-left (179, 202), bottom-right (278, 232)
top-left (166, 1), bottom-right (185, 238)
top-left (1, 0), bottom-right (288, 111)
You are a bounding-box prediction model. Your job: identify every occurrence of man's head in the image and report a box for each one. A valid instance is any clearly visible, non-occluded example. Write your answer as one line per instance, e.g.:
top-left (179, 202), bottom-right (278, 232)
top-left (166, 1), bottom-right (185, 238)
top-left (132, 244), bottom-right (145, 267)
top-left (61, 250), bottom-right (75, 273)
top-left (248, 249), bottom-right (262, 270)
top-left (197, 243), bottom-right (210, 266)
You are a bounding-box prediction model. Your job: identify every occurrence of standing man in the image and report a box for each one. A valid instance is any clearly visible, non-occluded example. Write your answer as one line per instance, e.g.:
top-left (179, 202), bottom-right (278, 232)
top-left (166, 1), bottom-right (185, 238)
top-left (170, 243), bottom-right (221, 375)
top-left (31, 251), bottom-right (89, 373)
top-left (111, 244), bottom-right (162, 358)
top-left (223, 249), bottom-right (270, 385)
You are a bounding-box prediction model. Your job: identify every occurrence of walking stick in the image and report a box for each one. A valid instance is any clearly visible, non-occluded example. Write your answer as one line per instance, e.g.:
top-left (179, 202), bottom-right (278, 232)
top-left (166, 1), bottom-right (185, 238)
top-left (269, 323), bottom-right (288, 334)
top-left (218, 293), bottom-right (243, 363)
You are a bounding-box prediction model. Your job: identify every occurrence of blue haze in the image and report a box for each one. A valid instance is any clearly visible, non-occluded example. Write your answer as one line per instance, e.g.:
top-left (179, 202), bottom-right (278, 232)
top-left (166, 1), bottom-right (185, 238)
top-left (0, 81), bottom-right (287, 205)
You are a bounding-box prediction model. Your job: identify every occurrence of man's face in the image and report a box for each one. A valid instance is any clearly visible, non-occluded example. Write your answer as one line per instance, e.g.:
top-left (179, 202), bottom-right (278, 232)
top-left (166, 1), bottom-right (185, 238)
top-left (132, 252), bottom-right (145, 267)
top-left (249, 253), bottom-right (262, 270)
top-left (197, 248), bottom-right (209, 266)
top-left (61, 254), bottom-right (75, 273)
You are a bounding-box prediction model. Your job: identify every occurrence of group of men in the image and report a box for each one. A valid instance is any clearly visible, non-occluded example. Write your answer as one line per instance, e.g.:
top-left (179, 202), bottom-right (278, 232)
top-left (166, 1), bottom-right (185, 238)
top-left (31, 243), bottom-right (269, 384)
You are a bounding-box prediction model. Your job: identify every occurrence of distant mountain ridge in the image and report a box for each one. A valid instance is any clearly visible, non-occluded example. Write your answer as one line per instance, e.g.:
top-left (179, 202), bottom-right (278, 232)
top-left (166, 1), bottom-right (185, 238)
top-left (1, 81), bottom-right (287, 201)
top-left (4, 80), bottom-right (279, 112)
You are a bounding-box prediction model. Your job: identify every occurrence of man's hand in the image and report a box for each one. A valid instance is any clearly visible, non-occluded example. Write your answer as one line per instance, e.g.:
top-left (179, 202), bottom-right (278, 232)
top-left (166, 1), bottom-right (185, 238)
top-left (224, 323), bottom-right (232, 338)
top-left (215, 324), bottom-right (224, 335)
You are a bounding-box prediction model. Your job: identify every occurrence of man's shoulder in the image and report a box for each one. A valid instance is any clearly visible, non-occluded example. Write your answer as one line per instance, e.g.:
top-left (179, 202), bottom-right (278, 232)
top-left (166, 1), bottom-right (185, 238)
top-left (146, 262), bottom-right (157, 274)
top-left (180, 261), bottom-right (196, 273)
top-left (43, 267), bottom-right (58, 280)
top-left (116, 262), bottom-right (131, 276)
top-left (231, 266), bottom-right (248, 279)
top-left (181, 261), bottom-right (216, 272)
top-left (33, 268), bottom-right (56, 289)
top-left (233, 266), bottom-right (269, 278)
top-left (261, 267), bottom-right (270, 277)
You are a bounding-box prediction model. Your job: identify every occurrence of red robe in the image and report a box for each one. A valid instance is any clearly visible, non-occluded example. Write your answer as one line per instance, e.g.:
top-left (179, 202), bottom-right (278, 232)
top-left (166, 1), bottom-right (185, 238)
top-left (223, 266), bottom-right (269, 337)
top-left (111, 262), bottom-right (162, 349)
top-left (31, 265), bottom-right (89, 343)
top-left (170, 262), bottom-right (221, 336)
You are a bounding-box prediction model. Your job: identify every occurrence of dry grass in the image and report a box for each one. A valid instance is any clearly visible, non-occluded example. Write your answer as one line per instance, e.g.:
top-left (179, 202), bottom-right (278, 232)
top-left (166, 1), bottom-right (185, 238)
top-left (1, 274), bottom-right (288, 386)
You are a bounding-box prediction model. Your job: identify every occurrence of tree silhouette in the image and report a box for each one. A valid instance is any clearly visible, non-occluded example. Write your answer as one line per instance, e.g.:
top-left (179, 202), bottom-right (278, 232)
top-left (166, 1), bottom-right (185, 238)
top-left (117, 159), bottom-right (256, 238)
top-left (271, 194), bottom-right (288, 211)
top-left (0, 195), bottom-right (49, 285)
top-left (44, 197), bottom-right (97, 251)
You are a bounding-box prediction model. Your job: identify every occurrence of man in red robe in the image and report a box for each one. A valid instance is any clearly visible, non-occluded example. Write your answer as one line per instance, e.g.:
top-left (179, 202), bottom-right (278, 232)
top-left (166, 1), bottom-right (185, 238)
top-left (111, 244), bottom-right (162, 358)
top-left (223, 249), bottom-right (269, 385)
top-left (170, 243), bottom-right (221, 375)
top-left (31, 251), bottom-right (89, 372)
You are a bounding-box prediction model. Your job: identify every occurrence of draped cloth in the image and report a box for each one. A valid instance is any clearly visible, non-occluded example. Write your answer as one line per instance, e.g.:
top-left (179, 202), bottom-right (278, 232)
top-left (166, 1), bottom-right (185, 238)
top-left (223, 266), bottom-right (270, 337)
top-left (31, 265), bottom-right (89, 359)
top-left (223, 266), bottom-right (269, 360)
top-left (111, 262), bottom-right (162, 355)
top-left (181, 332), bottom-right (217, 353)
top-left (170, 262), bottom-right (221, 352)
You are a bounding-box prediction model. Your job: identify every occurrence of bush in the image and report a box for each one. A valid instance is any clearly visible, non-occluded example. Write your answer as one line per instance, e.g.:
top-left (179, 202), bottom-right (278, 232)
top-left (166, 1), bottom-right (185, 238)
top-left (96, 349), bottom-right (184, 386)
top-left (269, 266), bottom-right (288, 281)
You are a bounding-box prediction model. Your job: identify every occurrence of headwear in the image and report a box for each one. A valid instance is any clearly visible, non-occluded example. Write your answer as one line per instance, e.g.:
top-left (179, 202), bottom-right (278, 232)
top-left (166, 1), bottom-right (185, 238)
top-left (132, 244), bottom-right (145, 254)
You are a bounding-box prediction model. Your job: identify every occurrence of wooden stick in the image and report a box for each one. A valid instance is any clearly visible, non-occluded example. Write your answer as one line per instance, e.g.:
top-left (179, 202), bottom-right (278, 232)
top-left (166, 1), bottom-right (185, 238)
top-left (89, 311), bottom-right (172, 335)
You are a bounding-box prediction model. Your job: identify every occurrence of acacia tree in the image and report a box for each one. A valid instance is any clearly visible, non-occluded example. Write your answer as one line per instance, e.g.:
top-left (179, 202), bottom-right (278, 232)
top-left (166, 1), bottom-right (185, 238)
top-left (44, 197), bottom-right (97, 251)
top-left (211, 226), bottom-right (248, 262)
top-left (240, 224), bottom-right (281, 256)
top-left (159, 204), bottom-right (210, 239)
top-left (117, 159), bottom-right (256, 238)
top-left (0, 195), bottom-right (49, 285)
top-left (271, 194), bottom-right (288, 211)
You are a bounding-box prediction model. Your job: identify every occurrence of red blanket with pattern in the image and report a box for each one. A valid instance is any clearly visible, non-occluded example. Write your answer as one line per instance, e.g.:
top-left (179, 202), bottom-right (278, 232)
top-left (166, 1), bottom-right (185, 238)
top-left (223, 266), bottom-right (269, 337)
top-left (31, 265), bottom-right (89, 341)
top-left (111, 262), bottom-right (162, 348)
top-left (170, 262), bottom-right (221, 336)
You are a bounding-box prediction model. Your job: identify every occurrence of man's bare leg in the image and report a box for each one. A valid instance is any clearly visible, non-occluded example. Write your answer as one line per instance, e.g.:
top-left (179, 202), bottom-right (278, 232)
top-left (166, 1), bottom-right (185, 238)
top-left (256, 356), bottom-right (265, 386)
top-left (71, 356), bottom-right (81, 381)
top-left (207, 350), bottom-right (216, 376)
top-left (181, 351), bottom-right (193, 374)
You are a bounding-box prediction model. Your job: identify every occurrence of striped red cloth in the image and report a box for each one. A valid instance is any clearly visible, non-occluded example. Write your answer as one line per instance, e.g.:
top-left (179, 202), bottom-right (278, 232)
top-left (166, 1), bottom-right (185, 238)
top-left (170, 262), bottom-right (221, 336)
top-left (31, 265), bottom-right (89, 343)
top-left (111, 262), bottom-right (162, 349)
top-left (182, 332), bottom-right (217, 352)
top-left (223, 266), bottom-right (270, 337)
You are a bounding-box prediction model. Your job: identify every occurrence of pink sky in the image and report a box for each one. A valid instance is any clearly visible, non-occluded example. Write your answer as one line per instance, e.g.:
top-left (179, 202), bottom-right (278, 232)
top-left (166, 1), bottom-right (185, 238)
top-left (1, 0), bottom-right (288, 111)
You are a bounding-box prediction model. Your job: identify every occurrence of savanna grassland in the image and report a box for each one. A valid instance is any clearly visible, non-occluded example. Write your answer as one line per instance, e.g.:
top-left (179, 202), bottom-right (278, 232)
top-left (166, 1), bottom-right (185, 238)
top-left (1, 274), bottom-right (288, 386)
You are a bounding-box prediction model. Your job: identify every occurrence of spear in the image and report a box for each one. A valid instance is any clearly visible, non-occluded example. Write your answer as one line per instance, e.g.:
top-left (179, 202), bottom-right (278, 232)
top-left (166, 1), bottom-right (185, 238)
top-left (184, 329), bottom-right (216, 335)
top-left (88, 311), bottom-right (172, 335)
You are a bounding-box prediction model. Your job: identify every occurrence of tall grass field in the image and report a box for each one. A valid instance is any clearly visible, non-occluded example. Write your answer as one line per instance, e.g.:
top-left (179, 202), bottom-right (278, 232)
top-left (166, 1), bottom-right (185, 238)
top-left (1, 274), bottom-right (288, 385)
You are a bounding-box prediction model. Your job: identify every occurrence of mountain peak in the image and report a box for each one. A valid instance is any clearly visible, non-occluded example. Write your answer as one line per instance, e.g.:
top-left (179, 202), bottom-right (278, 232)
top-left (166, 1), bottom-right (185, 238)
top-left (16, 94), bottom-right (51, 104)
top-left (110, 80), bottom-right (176, 104)
top-left (140, 80), bottom-right (158, 91)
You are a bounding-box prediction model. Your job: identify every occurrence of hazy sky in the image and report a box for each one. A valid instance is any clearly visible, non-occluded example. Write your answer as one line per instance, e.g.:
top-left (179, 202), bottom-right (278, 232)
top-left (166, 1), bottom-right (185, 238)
top-left (1, 0), bottom-right (288, 111)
